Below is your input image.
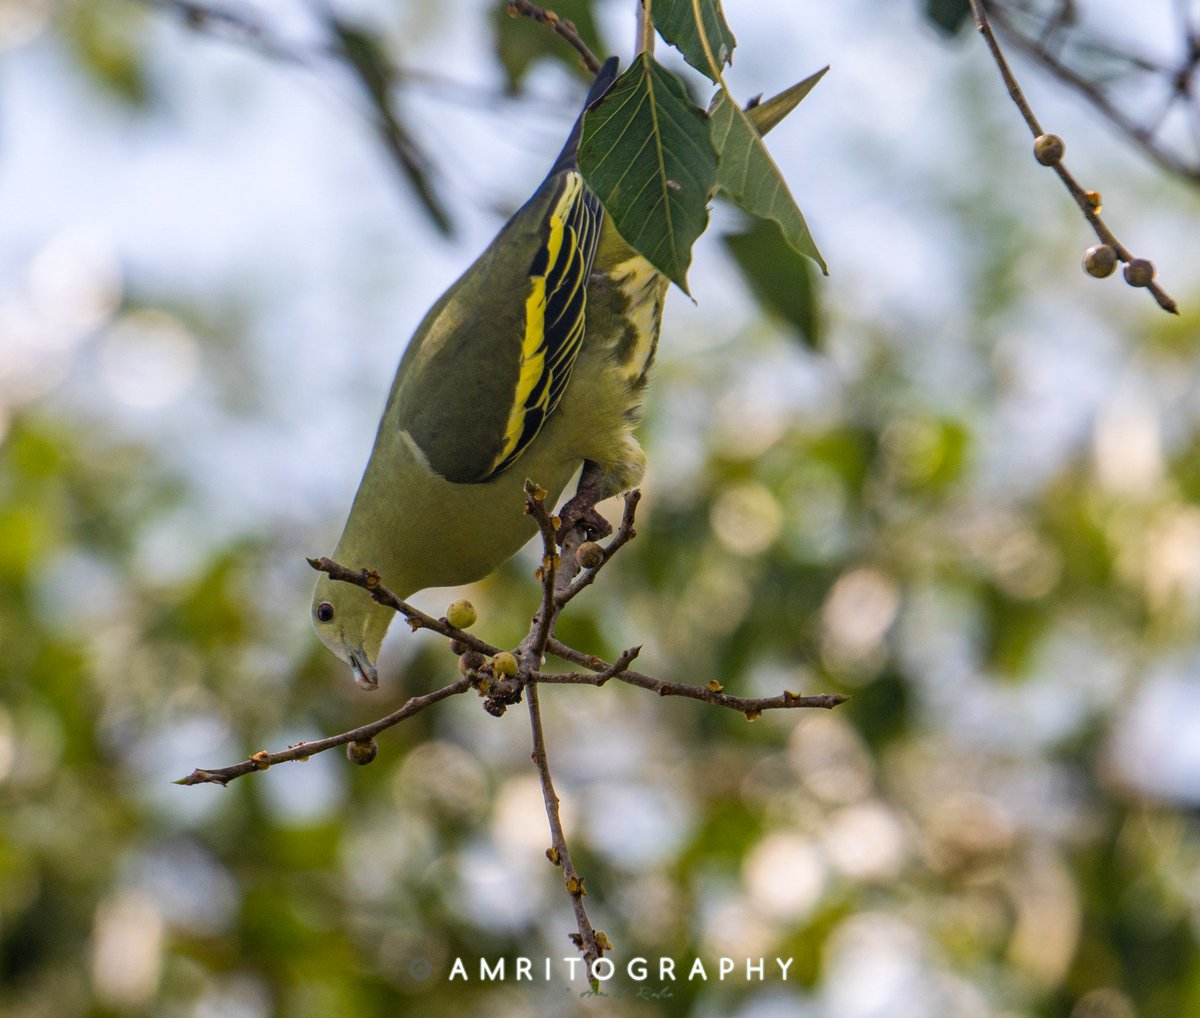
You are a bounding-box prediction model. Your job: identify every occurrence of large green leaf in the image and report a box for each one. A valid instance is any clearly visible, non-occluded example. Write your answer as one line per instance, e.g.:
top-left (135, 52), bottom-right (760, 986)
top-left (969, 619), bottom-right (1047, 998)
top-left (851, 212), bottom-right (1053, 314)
top-left (709, 90), bottom-right (826, 273)
top-left (650, 0), bottom-right (736, 82)
top-left (578, 53), bottom-right (717, 293)
top-left (724, 217), bottom-right (819, 348)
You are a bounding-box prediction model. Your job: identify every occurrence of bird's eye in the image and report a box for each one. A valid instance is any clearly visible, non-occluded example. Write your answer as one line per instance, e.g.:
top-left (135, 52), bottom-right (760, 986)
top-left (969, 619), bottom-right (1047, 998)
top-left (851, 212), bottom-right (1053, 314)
top-left (316, 602), bottom-right (335, 623)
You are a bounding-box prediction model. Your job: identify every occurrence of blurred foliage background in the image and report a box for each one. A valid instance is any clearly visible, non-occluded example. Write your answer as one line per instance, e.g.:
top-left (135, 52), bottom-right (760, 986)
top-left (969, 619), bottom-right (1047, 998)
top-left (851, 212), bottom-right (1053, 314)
top-left (2, 1), bottom-right (1200, 1016)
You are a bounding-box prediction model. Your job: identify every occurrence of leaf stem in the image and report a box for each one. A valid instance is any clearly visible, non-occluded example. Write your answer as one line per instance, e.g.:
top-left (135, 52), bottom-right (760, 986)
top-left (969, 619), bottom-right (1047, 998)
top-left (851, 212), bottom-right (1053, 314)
top-left (636, 0), bottom-right (655, 56)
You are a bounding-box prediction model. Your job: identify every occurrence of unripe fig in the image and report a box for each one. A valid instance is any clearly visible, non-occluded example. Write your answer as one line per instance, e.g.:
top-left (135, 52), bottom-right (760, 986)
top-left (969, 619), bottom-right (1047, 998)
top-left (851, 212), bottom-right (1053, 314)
top-left (458, 650), bottom-right (487, 676)
top-left (1123, 258), bottom-right (1154, 287)
top-left (445, 599), bottom-right (477, 630)
top-left (1083, 244), bottom-right (1117, 278)
top-left (346, 738), bottom-right (378, 765)
top-left (492, 651), bottom-right (519, 677)
top-left (576, 541), bottom-right (604, 569)
top-left (1033, 133), bottom-right (1064, 166)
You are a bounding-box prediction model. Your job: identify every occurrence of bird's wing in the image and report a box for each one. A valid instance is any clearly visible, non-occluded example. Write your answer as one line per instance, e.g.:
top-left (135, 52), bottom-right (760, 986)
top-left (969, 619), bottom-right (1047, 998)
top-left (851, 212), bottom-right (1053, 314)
top-left (487, 171), bottom-right (601, 479)
top-left (394, 169), bottom-right (602, 484)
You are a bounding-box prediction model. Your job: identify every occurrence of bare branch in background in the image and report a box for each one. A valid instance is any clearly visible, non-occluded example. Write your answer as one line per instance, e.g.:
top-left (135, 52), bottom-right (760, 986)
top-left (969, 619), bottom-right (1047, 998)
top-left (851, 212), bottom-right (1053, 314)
top-left (968, 0), bottom-right (1180, 314)
top-left (139, 0), bottom-right (453, 232)
top-left (988, 0), bottom-right (1200, 186)
top-left (327, 16), bottom-right (453, 234)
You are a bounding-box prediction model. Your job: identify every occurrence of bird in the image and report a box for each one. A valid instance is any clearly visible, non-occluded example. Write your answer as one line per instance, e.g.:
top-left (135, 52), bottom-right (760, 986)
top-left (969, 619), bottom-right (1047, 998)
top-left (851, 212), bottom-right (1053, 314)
top-left (311, 56), bottom-right (669, 690)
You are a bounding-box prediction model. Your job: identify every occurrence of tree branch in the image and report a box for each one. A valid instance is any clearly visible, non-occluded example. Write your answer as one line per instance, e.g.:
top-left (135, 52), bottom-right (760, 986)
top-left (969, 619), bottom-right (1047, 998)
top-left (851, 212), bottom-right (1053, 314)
top-left (174, 676), bottom-right (471, 786)
top-left (181, 484), bottom-right (844, 970)
top-left (968, 0), bottom-right (1179, 314)
top-left (526, 679), bottom-right (604, 973)
top-left (520, 480), bottom-right (562, 665)
top-left (506, 0), bottom-right (603, 73)
top-left (541, 640), bottom-right (848, 716)
top-left (988, 3), bottom-right (1200, 187)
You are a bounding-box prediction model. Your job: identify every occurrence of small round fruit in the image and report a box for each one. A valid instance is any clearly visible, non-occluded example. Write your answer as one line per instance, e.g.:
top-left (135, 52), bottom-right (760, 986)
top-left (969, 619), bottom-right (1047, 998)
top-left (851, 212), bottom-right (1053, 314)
top-left (445, 599), bottom-right (477, 630)
top-left (1033, 133), bottom-right (1065, 166)
top-left (1123, 258), bottom-right (1154, 287)
top-left (492, 652), bottom-right (519, 678)
top-left (1083, 244), bottom-right (1117, 278)
top-left (576, 541), bottom-right (604, 569)
top-left (458, 650), bottom-right (487, 676)
top-left (347, 739), bottom-right (378, 765)
top-left (449, 638), bottom-right (469, 655)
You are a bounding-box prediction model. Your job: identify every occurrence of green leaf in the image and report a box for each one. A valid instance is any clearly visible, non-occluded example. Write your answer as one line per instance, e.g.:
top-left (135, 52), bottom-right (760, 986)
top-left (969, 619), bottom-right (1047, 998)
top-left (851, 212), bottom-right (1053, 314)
top-left (709, 90), bottom-right (826, 274)
top-left (744, 67), bottom-right (829, 137)
top-left (651, 0), bottom-right (737, 82)
top-left (579, 53), bottom-right (717, 294)
top-left (493, 0), bottom-right (601, 91)
top-left (723, 218), bottom-right (819, 348)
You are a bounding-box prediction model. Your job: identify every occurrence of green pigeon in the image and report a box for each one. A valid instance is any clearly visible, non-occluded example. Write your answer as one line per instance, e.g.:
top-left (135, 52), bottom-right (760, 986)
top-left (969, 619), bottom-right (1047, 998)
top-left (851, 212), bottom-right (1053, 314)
top-left (312, 57), bottom-right (667, 688)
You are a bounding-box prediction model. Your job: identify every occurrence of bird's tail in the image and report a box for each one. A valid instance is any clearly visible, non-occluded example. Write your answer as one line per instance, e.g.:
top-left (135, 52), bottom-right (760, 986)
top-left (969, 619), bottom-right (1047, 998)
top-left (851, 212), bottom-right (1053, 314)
top-left (547, 56), bottom-right (621, 177)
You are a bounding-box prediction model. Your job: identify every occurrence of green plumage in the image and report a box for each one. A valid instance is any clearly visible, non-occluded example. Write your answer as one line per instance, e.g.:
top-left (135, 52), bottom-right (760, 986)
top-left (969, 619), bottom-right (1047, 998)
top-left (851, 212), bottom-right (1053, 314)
top-left (312, 57), bottom-right (664, 689)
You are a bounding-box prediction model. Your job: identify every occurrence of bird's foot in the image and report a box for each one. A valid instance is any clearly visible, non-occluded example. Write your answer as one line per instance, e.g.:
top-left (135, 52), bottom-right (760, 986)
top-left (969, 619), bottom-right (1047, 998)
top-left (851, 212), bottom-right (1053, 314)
top-left (557, 494), bottom-right (613, 542)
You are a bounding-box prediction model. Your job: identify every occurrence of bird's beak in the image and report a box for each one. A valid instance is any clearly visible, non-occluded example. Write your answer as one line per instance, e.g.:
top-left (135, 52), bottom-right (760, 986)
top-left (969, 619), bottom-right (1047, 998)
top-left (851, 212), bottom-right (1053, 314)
top-left (346, 646), bottom-right (379, 691)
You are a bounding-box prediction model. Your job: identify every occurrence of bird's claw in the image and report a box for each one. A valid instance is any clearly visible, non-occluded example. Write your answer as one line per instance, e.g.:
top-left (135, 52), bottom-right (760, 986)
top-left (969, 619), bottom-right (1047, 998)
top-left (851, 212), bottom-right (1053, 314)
top-left (557, 502), bottom-right (612, 543)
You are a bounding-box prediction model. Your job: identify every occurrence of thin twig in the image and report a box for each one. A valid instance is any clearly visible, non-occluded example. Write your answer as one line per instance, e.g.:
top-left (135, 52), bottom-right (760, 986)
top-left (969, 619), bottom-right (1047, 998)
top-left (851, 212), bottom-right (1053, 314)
top-left (506, 0), bottom-right (603, 73)
top-left (521, 480), bottom-right (562, 665)
top-left (967, 0), bottom-right (1178, 315)
top-left (543, 640), bottom-right (848, 715)
top-left (537, 646), bottom-right (643, 685)
top-left (174, 677), bottom-right (471, 785)
top-left (517, 480), bottom-right (613, 973)
top-left (307, 557), bottom-right (500, 657)
top-left (988, 3), bottom-right (1200, 186)
top-left (526, 679), bottom-right (603, 973)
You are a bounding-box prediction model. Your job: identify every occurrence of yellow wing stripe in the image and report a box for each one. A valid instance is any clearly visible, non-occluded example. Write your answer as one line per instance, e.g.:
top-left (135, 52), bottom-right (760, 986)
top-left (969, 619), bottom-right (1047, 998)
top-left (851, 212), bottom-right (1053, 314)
top-left (488, 172), bottom-right (600, 478)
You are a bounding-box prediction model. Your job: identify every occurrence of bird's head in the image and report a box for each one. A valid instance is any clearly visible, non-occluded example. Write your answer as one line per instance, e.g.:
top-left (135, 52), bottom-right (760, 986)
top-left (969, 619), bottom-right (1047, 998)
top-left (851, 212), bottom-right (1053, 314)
top-left (311, 575), bottom-right (395, 690)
